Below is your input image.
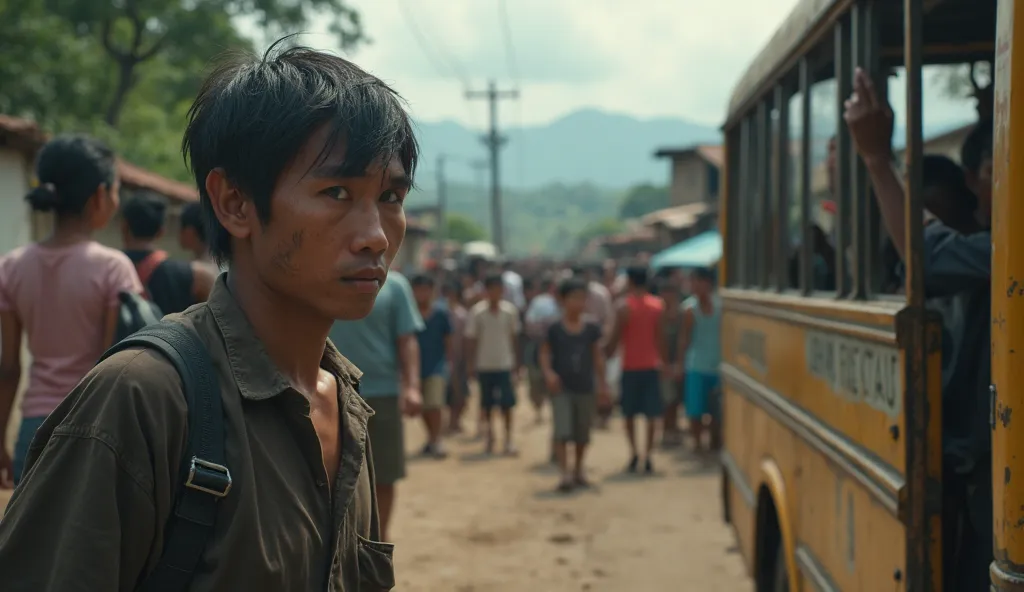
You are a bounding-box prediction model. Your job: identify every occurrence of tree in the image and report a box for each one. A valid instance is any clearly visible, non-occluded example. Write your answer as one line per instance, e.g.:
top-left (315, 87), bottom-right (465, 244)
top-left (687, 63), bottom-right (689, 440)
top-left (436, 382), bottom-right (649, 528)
top-left (928, 61), bottom-right (993, 121)
top-left (618, 183), bottom-right (669, 220)
top-left (0, 0), bottom-right (368, 181)
top-left (42, 0), bottom-right (368, 127)
top-left (444, 213), bottom-right (488, 244)
top-left (576, 217), bottom-right (625, 248)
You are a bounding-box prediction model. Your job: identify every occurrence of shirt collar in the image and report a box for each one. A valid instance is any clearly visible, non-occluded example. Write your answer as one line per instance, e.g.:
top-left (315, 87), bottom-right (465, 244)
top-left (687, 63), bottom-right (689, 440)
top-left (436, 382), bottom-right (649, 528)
top-left (206, 274), bottom-right (365, 404)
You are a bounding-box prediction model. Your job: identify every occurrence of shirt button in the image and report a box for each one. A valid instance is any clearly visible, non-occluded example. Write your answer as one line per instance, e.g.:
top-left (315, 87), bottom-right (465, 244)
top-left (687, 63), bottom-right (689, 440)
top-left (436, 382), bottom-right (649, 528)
top-left (317, 479), bottom-right (327, 488)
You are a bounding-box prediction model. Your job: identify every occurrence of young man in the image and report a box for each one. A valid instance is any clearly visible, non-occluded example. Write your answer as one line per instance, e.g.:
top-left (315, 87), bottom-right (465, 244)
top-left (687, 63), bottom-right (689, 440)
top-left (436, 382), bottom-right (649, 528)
top-left (658, 279), bottom-right (685, 447)
top-left (676, 267), bottom-right (722, 453)
top-left (179, 200), bottom-right (223, 273)
top-left (466, 273), bottom-right (521, 455)
top-left (121, 192), bottom-right (216, 313)
top-left (330, 269), bottom-right (423, 542)
top-left (0, 44), bottom-right (416, 590)
top-left (411, 273), bottom-right (455, 458)
top-left (525, 273), bottom-right (560, 425)
top-left (540, 278), bottom-right (608, 492)
top-left (606, 266), bottom-right (664, 473)
top-left (441, 280), bottom-right (469, 433)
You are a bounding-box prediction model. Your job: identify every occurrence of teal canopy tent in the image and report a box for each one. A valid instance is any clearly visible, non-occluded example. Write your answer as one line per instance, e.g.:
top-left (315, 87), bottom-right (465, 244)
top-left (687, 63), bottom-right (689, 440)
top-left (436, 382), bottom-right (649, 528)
top-left (650, 231), bottom-right (722, 271)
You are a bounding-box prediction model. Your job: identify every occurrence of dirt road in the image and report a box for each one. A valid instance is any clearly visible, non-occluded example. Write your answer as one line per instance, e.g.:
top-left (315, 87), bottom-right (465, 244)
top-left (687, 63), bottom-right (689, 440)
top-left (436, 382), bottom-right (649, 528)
top-left (391, 401), bottom-right (751, 591)
top-left (0, 396), bottom-right (753, 592)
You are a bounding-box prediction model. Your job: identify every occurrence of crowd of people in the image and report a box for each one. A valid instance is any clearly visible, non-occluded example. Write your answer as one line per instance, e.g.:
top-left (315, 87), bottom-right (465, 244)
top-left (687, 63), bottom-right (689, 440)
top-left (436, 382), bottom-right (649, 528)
top-left (334, 256), bottom-right (724, 521)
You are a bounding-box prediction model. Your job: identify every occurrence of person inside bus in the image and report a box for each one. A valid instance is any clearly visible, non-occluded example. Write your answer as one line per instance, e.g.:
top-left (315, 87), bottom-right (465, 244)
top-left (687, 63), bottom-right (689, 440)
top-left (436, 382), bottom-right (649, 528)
top-left (960, 118), bottom-right (993, 228)
top-left (844, 66), bottom-right (991, 592)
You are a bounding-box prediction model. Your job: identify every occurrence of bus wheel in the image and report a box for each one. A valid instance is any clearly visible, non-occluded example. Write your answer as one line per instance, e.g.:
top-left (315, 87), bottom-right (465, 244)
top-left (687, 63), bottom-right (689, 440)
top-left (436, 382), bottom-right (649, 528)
top-left (772, 546), bottom-right (789, 592)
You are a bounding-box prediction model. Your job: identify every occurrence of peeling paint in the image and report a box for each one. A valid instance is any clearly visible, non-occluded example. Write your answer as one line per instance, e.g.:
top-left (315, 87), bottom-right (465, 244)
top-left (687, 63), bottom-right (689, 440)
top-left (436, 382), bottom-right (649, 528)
top-left (1000, 403), bottom-right (1014, 428)
top-left (1007, 466), bottom-right (1012, 485)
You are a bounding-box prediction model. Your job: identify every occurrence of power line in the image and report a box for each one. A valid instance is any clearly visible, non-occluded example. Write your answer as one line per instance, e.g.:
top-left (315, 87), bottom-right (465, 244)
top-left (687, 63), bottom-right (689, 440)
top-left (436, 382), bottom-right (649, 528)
top-left (496, 0), bottom-right (520, 87)
top-left (466, 82), bottom-right (519, 253)
top-left (396, 0), bottom-right (472, 89)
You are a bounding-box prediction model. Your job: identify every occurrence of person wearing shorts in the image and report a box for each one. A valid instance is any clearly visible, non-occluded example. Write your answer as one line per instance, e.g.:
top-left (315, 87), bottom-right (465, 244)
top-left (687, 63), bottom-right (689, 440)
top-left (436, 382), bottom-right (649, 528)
top-left (330, 271), bottom-right (424, 541)
top-left (541, 277), bottom-right (609, 491)
top-left (677, 266), bottom-right (722, 453)
top-left (441, 281), bottom-right (470, 432)
top-left (412, 273), bottom-right (455, 458)
top-left (606, 266), bottom-right (664, 474)
top-left (466, 274), bottom-right (522, 455)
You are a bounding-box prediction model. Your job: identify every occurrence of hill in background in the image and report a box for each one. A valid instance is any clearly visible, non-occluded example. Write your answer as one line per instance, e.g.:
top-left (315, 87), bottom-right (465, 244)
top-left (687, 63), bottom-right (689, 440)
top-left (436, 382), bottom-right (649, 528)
top-left (413, 108), bottom-right (720, 189)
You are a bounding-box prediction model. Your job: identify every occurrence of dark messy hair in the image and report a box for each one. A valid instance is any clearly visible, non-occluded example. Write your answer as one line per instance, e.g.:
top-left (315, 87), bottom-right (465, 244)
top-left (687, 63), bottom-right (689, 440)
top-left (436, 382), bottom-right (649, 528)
top-left (26, 135), bottom-right (116, 216)
top-left (182, 38), bottom-right (419, 263)
top-left (558, 277), bottom-right (588, 299)
top-left (691, 266), bottom-right (716, 283)
top-left (626, 266), bottom-right (648, 288)
top-left (483, 273), bottom-right (504, 289)
top-left (410, 272), bottom-right (435, 287)
top-left (961, 119), bottom-right (993, 175)
top-left (120, 191), bottom-right (167, 240)
top-left (923, 154), bottom-right (978, 216)
top-left (179, 201), bottom-right (206, 244)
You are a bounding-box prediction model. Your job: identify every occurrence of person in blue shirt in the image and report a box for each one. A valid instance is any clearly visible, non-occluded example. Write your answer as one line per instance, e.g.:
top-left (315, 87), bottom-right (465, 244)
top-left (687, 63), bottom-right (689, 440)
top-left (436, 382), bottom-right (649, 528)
top-left (330, 270), bottom-right (424, 542)
top-left (410, 273), bottom-right (456, 458)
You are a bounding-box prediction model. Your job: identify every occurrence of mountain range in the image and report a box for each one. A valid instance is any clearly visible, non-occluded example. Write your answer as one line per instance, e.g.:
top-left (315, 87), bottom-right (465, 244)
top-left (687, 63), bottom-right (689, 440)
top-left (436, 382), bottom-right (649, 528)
top-left (411, 108), bottom-right (721, 190)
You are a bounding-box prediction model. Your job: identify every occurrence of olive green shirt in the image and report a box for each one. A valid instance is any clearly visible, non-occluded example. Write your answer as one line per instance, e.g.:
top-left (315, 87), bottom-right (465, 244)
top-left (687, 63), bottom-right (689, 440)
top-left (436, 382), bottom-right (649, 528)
top-left (0, 276), bottom-right (395, 591)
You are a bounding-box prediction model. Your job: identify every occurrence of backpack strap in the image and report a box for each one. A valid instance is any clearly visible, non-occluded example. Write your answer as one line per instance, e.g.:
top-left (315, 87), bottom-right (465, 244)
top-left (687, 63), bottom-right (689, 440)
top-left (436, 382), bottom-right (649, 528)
top-left (135, 250), bottom-right (169, 299)
top-left (100, 321), bottom-right (230, 592)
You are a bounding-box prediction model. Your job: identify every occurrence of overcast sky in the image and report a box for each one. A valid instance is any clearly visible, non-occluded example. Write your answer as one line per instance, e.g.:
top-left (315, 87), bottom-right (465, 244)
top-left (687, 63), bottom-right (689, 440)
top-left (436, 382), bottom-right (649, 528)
top-left (262, 0), bottom-right (977, 131)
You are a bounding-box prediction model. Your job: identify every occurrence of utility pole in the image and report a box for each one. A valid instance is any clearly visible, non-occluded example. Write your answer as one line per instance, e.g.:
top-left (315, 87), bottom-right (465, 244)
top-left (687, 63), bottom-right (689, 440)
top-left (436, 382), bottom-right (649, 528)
top-left (465, 80), bottom-right (518, 253)
top-left (436, 154), bottom-right (447, 242)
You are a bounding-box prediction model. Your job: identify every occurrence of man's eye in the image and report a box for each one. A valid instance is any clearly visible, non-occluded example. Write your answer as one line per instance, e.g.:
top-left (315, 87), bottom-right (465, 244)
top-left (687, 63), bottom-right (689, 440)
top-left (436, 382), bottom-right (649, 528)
top-left (380, 190), bottom-right (405, 205)
top-left (321, 186), bottom-right (349, 200)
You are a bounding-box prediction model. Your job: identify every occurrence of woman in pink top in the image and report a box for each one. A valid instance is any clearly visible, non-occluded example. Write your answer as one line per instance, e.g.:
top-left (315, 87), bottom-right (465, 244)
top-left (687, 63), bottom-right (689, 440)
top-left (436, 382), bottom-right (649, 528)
top-left (0, 135), bottom-right (141, 487)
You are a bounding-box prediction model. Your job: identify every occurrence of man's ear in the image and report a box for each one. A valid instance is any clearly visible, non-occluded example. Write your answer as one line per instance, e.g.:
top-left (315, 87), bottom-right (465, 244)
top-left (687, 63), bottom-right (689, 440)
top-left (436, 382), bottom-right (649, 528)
top-left (205, 168), bottom-right (254, 242)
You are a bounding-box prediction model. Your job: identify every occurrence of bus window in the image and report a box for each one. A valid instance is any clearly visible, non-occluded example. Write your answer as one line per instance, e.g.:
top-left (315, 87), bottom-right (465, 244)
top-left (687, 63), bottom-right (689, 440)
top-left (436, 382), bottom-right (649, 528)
top-left (785, 90), bottom-right (803, 291)
top-left (808, 77), bottom-right (839, 293)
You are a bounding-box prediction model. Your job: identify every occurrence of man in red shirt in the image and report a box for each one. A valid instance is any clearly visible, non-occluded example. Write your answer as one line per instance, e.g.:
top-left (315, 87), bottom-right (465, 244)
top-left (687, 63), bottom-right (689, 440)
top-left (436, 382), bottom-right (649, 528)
top-left (606, 267), bottom-right (664, 474)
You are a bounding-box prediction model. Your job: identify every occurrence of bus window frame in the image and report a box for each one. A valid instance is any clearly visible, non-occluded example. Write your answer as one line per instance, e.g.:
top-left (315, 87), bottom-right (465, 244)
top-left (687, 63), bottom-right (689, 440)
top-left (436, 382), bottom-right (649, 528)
top-left (773, 83), bottom-right (791, 293)
top-left (835, 15), bottom-right (854, 298)
top-left (799, 58), bottom-right (814, 296)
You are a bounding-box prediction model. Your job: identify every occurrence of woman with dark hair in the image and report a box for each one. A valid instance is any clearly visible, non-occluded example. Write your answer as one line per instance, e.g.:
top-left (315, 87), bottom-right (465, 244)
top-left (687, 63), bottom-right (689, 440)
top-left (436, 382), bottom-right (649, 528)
top-left (0, 135), bottom-right (141, 486)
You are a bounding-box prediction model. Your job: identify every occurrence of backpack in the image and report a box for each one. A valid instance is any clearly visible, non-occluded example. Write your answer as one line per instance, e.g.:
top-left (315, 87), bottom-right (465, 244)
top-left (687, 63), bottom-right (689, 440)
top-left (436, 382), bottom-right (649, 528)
top-left (117, 251), bottom-right (168, 341)
top-left (99, 321), bottom-right (231, 592)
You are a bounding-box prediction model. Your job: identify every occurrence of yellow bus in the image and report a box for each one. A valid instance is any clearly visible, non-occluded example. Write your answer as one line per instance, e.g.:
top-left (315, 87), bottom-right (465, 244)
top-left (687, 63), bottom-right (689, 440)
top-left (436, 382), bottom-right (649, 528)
top-left (718, 0), bottom-right (1000, 590)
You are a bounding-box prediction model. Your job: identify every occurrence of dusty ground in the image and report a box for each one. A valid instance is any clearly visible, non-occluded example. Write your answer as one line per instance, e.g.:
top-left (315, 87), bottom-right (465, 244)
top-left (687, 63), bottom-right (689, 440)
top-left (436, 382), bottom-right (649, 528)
top-left (391, 398), bottom-right (751, 592)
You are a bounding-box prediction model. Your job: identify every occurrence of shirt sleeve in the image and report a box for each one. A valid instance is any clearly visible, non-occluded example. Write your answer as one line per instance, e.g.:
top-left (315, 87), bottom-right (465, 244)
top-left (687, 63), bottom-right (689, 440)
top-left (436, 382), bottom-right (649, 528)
top-left (465, 308), bottom-right (478, 339)
top-left (390, 275), bottom-right (425, 337)
top-left (508, 307), bottom-right (521, 334)
top-left (440, 310), bottom-right (452, 336)
top-left (920, 224), bottom-right (991, 298)
top-left (0, 349), bottom-right (188, 592)
top-left (107, 251), bottom-right (144, 308)
top-left (0, 254), bottom-right (13, 312)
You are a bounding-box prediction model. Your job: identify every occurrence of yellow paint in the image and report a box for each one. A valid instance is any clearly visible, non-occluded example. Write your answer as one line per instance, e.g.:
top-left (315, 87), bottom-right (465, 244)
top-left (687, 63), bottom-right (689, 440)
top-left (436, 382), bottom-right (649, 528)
top-left (759, 458), bottom-right (803, 592)
top-left (723, 386), bottom-right (908, 591)
top-left (991, 0), bottom-right (1024, 586)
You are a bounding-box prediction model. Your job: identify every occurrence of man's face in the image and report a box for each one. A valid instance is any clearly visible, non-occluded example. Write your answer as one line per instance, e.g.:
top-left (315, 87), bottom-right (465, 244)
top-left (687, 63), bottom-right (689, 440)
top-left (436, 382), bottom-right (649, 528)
top-left (966, 156), bottom-right (993, 223)
top-left (179, 226), bottom-right (202, 255)
top-left (562, 290), bottom-right (587, 316)
top-left (245, 124), bottom-right (409, 321)
top-left (486, 283), bottom-right (503, 303)
top-left (691, 276), bottom-right (711, 297)
top-left (412, 283), bottom-right (433, 308)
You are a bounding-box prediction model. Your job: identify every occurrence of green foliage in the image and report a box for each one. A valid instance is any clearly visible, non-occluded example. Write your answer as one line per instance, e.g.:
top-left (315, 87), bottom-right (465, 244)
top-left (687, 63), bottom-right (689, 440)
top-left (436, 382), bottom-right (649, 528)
top-left (444, 212), bottom-right (488, 244)
top-left (618, 183), bottom-right (669, 219)
top-left (575, 217), bottom-right (625, 248)
top-left (413, 182), bottom-right (621, 256)
top-left (0, 0), bottom-right (366, 180)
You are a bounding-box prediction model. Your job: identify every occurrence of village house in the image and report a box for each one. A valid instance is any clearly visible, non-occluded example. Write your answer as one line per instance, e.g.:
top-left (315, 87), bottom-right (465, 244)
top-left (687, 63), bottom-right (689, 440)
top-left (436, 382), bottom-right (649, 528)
top-left (0, 115), bottom-right (199, 258)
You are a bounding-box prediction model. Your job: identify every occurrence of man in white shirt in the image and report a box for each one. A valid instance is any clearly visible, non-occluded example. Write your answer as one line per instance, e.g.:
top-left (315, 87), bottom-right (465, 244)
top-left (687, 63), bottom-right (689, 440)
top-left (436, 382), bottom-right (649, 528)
top-left (501, 261), bottom-right (526, 310)
top-left (466, 273), bottom-right (522, 455)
